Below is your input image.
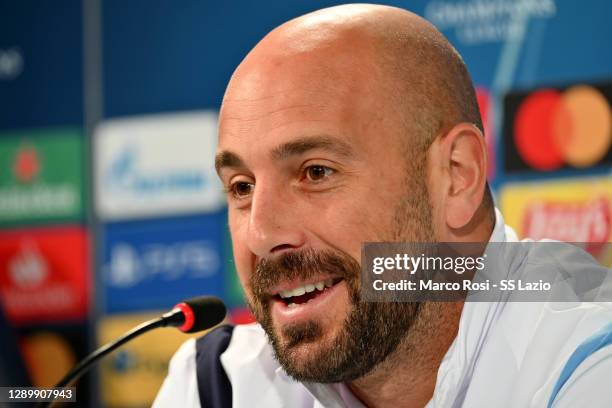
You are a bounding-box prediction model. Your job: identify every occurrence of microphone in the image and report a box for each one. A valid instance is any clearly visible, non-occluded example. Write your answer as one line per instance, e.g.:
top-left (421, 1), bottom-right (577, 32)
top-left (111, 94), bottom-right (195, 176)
top-left (163, 296), bottom-right (228, 333)
top-left (44, 296), bottom-right (226, 406)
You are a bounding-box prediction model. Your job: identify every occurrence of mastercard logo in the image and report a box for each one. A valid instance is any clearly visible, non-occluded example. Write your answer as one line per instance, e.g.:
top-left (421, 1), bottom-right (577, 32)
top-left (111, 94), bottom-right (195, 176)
top-left (513, 85), bottom-right (611, 171)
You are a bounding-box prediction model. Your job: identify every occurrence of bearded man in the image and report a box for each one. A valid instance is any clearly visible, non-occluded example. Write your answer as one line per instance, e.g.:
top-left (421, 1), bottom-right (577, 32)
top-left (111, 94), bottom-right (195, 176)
top-left (154, 4), bottom-right (612, 407)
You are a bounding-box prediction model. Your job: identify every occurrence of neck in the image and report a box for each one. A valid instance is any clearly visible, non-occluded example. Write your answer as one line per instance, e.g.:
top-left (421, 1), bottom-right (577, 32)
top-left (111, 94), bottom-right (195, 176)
top-left (348, 301), bottom-right (463, 408)
top-left (347, 206), bottom-right (495, 407)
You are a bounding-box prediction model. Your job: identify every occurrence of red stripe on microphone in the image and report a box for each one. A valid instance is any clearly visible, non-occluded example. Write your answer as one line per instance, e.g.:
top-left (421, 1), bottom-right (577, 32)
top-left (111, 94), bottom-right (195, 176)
top-left (176, 302), bottom-right (195, 332)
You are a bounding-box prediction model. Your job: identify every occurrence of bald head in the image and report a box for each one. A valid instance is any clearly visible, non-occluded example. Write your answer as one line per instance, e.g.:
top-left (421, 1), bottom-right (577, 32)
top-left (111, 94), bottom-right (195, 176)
top-left (223, 4), bottom-right (483, 151)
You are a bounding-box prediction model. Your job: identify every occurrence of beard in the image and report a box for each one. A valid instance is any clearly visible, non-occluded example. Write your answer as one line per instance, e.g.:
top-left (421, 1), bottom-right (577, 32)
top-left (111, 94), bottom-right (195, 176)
top-left (246, 165), bottom-right (435, 383)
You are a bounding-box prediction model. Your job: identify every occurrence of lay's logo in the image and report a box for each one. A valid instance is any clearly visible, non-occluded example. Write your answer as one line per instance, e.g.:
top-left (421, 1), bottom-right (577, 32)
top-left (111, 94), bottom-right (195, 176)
top-left (522, 197), bottom-right (610, 243)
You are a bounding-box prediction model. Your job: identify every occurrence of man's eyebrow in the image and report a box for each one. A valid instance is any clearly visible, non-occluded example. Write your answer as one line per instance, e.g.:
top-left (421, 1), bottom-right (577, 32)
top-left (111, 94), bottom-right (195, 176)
top-left (270, 135), bottom-right (354, 161)
top-left (215, 135), bottom-right (354, 176)
top-left (215, 151), bottom-right (245, 175)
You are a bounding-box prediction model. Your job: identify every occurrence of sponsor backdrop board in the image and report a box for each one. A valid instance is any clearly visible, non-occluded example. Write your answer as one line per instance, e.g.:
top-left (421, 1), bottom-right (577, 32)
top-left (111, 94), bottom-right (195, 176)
top-left (102, 1), bottom-right (612, 115)
top-left (0, 0), bottom-right (83, 130)
top-left (102, 213), bottom-right (226, 314)
top-left (0, 307), bottom-right (30, 388)
top-left (0, 128), bottom-right (85, 227)
top-left (229, 306), bottom-right (256, 325)
top-left (98, 312), bottom-right (205, 408)
top-left (17, 322), bottom-right (91, 407)
top-left (0, 1), bottom-right (89, 402)
top-left (94, 111), bottom-right (225, 221)
top-left (503, 81), bottom-right (611, 176)
top-left (101, 0), bottom-right (612, 186)
top-left (500, 176), bottom-right (611, 243)
top-left (500, 176), bottom-right (612, 265)
top-left (419, 0), bottom-right (612, 86)
top-left (0, 0), bottom-right (610, 402)
top-left (475, 87), bottom-right (496, 180)
top-left (0, 226), bottom-right (90, 326)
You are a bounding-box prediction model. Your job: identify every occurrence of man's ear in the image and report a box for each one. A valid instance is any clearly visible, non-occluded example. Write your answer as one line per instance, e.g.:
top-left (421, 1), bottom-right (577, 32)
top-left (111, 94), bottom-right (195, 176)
top-left (439, 123), bottom-right (488, 230)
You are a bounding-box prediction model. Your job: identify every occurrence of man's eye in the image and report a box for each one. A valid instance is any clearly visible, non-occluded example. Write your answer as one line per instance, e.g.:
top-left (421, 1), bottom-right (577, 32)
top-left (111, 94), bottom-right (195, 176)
top-left (228, 181), bottom-right (254, 199)
top-left (305, 165), bottom-right (335, 182)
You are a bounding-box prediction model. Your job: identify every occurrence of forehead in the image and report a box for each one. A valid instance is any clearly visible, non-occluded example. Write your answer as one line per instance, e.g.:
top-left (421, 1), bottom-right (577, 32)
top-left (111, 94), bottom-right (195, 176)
top-left (218, 48), bottom-right (402, 161)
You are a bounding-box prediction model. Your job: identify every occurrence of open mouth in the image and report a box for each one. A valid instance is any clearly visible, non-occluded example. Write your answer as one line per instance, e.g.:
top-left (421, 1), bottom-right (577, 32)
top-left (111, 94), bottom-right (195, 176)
top-left (273, 278), bottom-right (344, 308)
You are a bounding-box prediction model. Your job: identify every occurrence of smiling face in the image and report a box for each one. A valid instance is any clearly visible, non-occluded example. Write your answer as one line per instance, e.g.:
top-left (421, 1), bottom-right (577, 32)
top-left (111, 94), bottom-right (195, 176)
top-left (216, 22), bottom-right (438, 381)
top-left (215, 3), bottom-right (495, 387)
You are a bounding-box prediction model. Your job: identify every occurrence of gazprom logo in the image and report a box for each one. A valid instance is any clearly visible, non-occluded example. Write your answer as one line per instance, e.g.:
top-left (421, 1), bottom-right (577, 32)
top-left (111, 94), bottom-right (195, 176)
top-left (105, 145), bottom-right (207, 195)
top-left (94, 111), bottom-right (224, 220)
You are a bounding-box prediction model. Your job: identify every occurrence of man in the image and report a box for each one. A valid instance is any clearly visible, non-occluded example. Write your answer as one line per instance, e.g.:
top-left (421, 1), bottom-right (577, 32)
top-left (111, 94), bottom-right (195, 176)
top-left (154, 4), bottom-right (612, 407)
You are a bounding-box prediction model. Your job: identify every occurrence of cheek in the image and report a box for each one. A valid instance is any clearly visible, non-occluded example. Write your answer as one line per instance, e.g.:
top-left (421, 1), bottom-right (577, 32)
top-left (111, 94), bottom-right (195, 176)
top-left (315, 198), bottom-right (395, 260)
top-left (228, 213), bottom-right (254, 294)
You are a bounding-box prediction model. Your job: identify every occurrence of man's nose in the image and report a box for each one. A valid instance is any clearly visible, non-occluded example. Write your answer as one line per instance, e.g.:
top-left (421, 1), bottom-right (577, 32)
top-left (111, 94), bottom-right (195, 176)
top-left (246, 182), bottom-right (306, 258)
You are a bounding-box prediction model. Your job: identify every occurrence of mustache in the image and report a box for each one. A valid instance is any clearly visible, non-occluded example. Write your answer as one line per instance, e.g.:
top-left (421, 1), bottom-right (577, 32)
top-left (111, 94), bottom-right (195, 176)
top-left (252, 248), bottom-right (361, 299)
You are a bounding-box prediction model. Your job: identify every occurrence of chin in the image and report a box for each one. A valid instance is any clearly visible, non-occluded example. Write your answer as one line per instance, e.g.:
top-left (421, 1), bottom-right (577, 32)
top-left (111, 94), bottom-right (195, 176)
top-left (270, 316), bottom-right (349, 382)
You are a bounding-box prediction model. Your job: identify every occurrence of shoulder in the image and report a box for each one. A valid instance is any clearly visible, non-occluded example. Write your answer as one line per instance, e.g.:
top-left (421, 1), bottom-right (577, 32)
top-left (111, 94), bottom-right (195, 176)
top-left (198, 323), bottom-right (308, 408)
top-left (193, 325), bottom-right (238, 408)
top-left (153, 325), bottom-right (265, 408)
top-left (218, 323), bottom-right (279, 380)
top-left (152, 337), bottom-right (200, 408)
top-left (171, 323), bottom-right (267, 371)
top-left (218, 324), bottom-right (316, 407)
top-left (195, 325), bottom-right (235, 364)
top-left (160, 322), bottom-right (275, 381)
top-left (457, 300), bottom-right (612, 406)
top-left (547, 321), bottom-right (612, 407)
top-left (162, 324), bottom-right (239, 378)
top-left (511, 303), bottom-right (612, 405)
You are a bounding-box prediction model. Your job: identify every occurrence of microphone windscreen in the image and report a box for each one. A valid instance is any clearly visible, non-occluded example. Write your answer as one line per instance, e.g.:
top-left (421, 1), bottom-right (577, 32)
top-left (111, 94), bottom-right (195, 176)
top-left (180, 296), bottom-right (227, 333)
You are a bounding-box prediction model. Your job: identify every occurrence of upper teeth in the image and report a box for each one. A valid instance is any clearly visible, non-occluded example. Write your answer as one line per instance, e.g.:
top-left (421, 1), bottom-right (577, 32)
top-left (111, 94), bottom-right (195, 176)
top-left (279, 279), bottom-right (334, 299)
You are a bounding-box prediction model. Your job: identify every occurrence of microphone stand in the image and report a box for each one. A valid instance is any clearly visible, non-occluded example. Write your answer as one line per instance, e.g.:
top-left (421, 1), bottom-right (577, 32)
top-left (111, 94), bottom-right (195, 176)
top-left (41, 310), bottom-right (183, 408)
